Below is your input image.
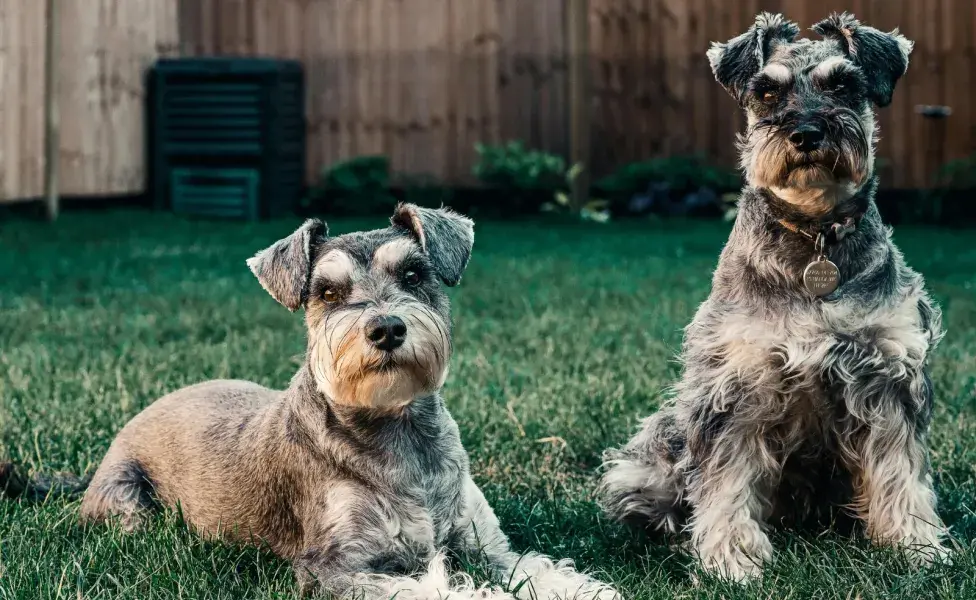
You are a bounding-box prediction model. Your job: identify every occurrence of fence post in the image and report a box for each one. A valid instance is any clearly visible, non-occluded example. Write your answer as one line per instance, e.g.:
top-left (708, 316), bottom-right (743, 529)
top-left (567, 0), bottom-right (590, 212)
top-left (43, 0), bottom-right (60, 221)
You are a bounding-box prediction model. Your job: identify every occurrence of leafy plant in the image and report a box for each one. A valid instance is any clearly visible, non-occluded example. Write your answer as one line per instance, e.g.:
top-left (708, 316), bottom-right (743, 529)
top-left (543, 163), bottom-right (611, 223)
top-left (472, 141), bottom-right (567, 190)
top-left (903, 153), bottom-right (976, 224)
top-left (471, 141), bottom-right (570, 215)
top-left (721, 192), bottom-right (741, 222)
top-left (472, 143), bottom-right (610, 222)
top-left (303, 156), bottom-right (397, 215)
top-left (936, 153), bottom-right (976, 189)
top-left (592, 156), bottom-right (740, 218)
top-left (595, 155), bottom-right (741, 196)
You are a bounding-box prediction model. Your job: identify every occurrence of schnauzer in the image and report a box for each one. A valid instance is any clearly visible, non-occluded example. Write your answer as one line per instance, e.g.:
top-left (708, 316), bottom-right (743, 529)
top-left (9, 205), bottom-right (617, 599)
top-left (599, 13), bottom-right (948, 581)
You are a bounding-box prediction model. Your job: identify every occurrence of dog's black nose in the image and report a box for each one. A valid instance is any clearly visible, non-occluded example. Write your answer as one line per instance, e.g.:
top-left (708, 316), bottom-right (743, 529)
top-left (788, 124), bottom-right (825, 153)
top-left (365, 316), bottom-right (407, 351)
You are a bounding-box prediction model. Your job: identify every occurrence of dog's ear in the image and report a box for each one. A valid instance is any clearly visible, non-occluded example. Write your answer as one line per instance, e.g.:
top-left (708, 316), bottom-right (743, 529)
top-left (391, 203), bottom-right (474, 287)
top-left (707, 12), bottom-right (800, 103)
top-left (247, 219), bottom-right (328, 311)
top-left (812, 12), bottom-right (913, 107)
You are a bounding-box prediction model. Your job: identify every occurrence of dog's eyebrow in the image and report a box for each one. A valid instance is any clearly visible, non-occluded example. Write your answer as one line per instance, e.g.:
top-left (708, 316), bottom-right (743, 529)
top-left (760, 63), bottom-right (792, 84)
top-left (811, 56), bottom-right (852, 81)
top-left (314, 250), bottom-right (357, 282)
top-left (372, 238), bottom-right (419, 272)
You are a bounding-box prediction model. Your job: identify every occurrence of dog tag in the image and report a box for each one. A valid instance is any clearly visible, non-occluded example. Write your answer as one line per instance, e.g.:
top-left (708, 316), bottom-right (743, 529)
top-left (803, 255), bottom-right (840, 297)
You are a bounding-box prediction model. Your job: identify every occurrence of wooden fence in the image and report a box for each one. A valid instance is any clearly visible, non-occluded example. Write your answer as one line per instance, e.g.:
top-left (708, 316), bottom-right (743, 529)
top-left (1, 0), bottom-right (973, 203)
top-left (178, 0), bottom-right (570, 187)
top-left (0, 0), bottom-right (179, 204)
top-left (180, 0), bottom-right (976, 190)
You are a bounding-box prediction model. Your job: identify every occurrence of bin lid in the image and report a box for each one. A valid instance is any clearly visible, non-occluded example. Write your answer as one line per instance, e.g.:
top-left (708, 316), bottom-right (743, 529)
top-left (153, 57), bottom-right (303, 75)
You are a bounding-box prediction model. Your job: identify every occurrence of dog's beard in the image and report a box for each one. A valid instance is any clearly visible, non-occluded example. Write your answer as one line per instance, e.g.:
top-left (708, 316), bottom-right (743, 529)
top-left (310, 303), bottom-right (451, 410)
top-left (741, 110), bottom-right (873, 214)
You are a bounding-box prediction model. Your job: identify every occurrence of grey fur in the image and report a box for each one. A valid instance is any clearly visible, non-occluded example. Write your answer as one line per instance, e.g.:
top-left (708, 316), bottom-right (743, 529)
top-left (811, 13), bottom-right (913, 107)
top-left (601, 13), bottom-right (948, 582)
top-left (706, 12), bottom-right (801, 104)
top-left (76, 205), bottom-right (617, 600)
top-left (247, 218), bottom-right (328, 311)
top-left (392, 203), bottom-right (475, 287)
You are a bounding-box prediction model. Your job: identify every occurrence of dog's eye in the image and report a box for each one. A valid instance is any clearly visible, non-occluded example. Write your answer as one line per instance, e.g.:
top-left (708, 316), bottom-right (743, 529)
top-left (762, 91), bottom-right (778, 103)
top-left (323, 289), bottom-right (340, 303)
top-left (402, 270), bottom-right (421, 287)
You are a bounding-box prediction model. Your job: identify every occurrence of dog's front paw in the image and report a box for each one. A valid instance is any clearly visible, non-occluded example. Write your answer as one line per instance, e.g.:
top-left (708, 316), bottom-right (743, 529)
top-left (697, 548), bottom-right (764, 583)
top-left (695, 529), bottom-right (772, 583)
top-left (870, 519), bottom-right (951, 567)
top-left (901, 538), bottom-right (952, 567)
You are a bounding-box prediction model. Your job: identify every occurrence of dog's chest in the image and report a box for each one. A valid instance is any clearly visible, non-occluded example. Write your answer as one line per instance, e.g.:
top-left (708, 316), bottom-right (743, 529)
top-left (358, 465), bottom-right (466, 570)
top-left (702, 295), bottom-right (926, 401)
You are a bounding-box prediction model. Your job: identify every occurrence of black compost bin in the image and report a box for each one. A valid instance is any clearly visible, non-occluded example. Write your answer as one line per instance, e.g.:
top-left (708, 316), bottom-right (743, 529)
top-left (148, 57), bottom-right (305, 220)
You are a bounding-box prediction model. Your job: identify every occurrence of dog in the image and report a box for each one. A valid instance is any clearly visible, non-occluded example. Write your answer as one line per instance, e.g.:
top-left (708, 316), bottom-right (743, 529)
top-left (599, 13), bottom-right (948, 581)
top-left (6, 205), bottom-right (618, 600)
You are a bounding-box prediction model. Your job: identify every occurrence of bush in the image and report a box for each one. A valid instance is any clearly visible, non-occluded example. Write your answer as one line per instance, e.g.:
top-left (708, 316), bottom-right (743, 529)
top-left (303, 148), bottom-right (741, 220)
top-left (594, 156), bottom-right (741, 217)
top-left (303, 156), bottom-right (398, 215)
top-left (472, 141), bottom-right (567, 190)
top-left (937, 153), bottom-right (976, 189)
top-left (596, 155), bottom-right (740, 194)
top-left (473, 142), bottom-right (611, 223)
top-left (472, 141), bottom-right (568, 214)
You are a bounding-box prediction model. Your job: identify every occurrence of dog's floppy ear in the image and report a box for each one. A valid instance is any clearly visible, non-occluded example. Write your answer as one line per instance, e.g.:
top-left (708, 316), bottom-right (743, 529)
top-left (247, 219), bottom-right (328, 311)
top-left (812, 12), bottom-right (913, 107)
top-left (707, 12), bottom-right (800, 104)
top-left (391, 203), bottom-right (474, 287)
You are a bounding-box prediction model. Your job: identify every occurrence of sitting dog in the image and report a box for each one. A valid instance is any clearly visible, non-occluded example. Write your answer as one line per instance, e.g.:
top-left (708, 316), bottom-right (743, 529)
top-left (38, 205), bottom-right (617, 599)
top-left (600, 13), bottom-right (948, 581)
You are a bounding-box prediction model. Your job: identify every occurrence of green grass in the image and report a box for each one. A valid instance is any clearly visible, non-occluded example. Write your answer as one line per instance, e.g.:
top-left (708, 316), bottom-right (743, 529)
top-left (2, 210), bottom-right (976, 599)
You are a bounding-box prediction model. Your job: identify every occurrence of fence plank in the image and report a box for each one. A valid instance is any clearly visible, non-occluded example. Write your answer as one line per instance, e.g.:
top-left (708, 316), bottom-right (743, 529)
top-left (944, 0), bottom-right (972, 167)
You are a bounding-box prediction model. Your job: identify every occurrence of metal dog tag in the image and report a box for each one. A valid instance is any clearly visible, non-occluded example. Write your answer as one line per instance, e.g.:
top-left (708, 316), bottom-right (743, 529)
top-left (803, 255), bottom-right (840, 297)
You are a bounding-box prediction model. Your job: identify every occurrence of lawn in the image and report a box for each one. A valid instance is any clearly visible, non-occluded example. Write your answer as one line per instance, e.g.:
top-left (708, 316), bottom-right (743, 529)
top-left (2, 210), bottom-right (976, 600)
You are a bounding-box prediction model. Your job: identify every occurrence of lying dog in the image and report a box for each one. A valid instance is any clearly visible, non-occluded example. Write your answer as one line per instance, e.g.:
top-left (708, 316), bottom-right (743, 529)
top-left (9, 205), bottom-right (617, 599)
top-left (600, 13), bottom-right (948, 581)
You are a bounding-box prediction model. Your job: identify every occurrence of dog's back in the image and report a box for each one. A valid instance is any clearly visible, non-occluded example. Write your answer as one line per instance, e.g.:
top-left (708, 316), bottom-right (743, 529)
top-left (80, 379), bottom-right (292, 542)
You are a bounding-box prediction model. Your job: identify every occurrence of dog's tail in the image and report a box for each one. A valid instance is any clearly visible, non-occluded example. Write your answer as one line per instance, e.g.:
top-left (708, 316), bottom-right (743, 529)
top-left (0, 461), bottom-right (91, 501)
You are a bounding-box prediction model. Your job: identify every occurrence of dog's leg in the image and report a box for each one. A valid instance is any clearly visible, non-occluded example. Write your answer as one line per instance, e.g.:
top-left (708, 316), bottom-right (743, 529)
top-left (599, 409), bottom-right (687, 534)
top-left (295, 483), bottom-right (516, 600)
top-left (454, 479), bottom-right (620, 600)
top-left (686, 423), bottom-right (776, 582)
top-left (839, 372), bottom-right (948, 563)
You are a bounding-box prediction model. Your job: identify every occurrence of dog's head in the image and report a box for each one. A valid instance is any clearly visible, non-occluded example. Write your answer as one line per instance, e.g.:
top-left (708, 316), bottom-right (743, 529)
top-left (247, 204), bottom-right (474, 411)
top-left (708, 12), bottom-right (913, 214)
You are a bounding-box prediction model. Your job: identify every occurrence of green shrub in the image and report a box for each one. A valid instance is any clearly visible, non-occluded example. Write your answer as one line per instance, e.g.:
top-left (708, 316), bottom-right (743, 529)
top-left (595, 155), bottom-right (741, 197)
top-left (472, 142), bottom-right (568, 214)
top-left (303, 155), bottom-right (397, 215)
top-left (472, 141), bottom-right (567, 191)
top-left (473, 143), bottom-right (610, 222)
top-left (937, 153), bottom-right (976, 188)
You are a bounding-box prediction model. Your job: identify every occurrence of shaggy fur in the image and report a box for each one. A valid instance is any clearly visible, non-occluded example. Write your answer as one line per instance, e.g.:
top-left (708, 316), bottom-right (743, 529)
top-left (600, 13), bottom-right (949, 581)
top-left (10, 205), bottom-right (618, 600)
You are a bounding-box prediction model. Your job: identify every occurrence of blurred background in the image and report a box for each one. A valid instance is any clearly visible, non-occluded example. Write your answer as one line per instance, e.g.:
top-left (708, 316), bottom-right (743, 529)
top-left (0, 0), bottom-right (973, 223)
